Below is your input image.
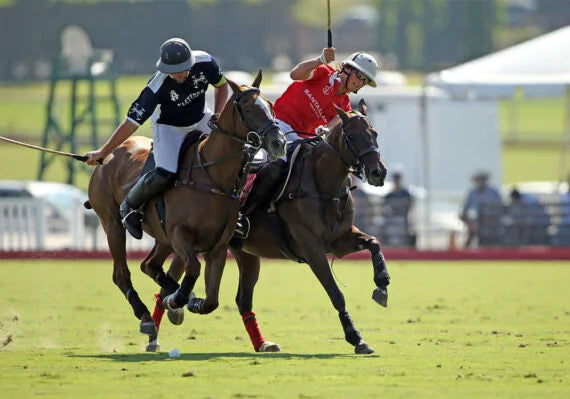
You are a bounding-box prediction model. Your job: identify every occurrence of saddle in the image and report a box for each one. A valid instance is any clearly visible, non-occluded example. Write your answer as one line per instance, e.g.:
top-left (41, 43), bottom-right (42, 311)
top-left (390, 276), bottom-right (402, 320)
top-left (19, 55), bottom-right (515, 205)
top-left (237, 138), bottom-right (321, 262)
top-left (136, 130), bottom-right (205, 233)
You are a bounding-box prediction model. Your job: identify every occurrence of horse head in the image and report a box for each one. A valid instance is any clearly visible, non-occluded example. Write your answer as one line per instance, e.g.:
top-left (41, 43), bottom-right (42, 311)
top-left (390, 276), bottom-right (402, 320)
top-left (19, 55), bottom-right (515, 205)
top-left (332, 104), bottom-right (387, 187)
top-left (217, 70), bottom-right (286, 161)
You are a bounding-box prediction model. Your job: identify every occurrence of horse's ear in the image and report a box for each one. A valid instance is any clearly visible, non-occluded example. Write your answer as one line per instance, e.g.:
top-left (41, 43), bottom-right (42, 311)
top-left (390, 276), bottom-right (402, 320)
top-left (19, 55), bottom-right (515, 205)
top-left (252, 70), bottom-right (262, 88)
top-left (334, 104), bottom-right (350, 124)
top-left (226, 78), bottom-right (242, 96)
top-left (358, 99), bottom-right (368, 116)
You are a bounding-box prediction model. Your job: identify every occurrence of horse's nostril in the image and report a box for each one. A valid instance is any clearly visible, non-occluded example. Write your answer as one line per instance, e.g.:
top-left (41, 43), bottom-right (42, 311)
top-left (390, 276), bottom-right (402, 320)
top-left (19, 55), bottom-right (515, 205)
top-left (273, 139), bottom-right (285, 150)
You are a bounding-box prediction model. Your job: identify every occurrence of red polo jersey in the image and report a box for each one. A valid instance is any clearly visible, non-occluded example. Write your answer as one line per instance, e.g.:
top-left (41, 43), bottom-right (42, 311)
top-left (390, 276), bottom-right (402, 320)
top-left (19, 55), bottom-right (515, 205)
top-left (274, 65), bottom-right (351, 138)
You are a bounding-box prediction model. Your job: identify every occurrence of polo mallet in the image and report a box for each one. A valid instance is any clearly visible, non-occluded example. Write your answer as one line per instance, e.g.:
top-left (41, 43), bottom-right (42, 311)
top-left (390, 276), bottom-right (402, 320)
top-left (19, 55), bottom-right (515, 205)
top-left (327, 0), bottom-right (332, 47)
top-left (0, 135), bottom-right (101, 164)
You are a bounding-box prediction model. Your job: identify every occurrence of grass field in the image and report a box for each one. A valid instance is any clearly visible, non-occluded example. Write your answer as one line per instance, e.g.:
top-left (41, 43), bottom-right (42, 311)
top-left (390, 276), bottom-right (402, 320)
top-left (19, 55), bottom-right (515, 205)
top-left (0, 259), bottom-right (568, 398)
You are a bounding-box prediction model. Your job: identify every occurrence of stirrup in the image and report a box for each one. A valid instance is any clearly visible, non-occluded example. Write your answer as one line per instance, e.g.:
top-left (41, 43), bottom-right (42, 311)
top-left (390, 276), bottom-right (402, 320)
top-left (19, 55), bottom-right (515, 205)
top-left (234, 214), bottom-right (250, 240)
top-left (121, 209), bottom-right (144, 240)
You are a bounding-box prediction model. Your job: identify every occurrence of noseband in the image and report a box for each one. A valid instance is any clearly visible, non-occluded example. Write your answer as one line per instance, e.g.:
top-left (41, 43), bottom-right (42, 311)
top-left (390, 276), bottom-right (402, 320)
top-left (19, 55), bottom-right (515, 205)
top-left (324, 114), bottom-right (379, 180)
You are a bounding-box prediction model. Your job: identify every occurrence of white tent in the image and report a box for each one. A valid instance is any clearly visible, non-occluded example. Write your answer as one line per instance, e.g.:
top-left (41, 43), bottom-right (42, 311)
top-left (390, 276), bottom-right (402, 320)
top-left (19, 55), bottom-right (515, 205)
top-left (425, 25), bottom-right (570, 184)
top-left (426, 25), bottom-right (570, 99)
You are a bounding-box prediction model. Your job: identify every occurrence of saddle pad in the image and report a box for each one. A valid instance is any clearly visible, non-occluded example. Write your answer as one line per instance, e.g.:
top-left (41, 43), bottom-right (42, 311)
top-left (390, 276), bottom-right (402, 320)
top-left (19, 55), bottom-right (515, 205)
top-left (238, 173), bottom-right (257, 206)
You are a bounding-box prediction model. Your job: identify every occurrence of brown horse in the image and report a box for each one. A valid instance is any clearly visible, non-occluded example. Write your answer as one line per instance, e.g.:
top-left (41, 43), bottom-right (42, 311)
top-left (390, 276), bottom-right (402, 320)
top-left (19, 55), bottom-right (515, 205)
top-left (152, 104), bottom-right (390, 354)
top-left (86, 72), bottom-right (286, 339)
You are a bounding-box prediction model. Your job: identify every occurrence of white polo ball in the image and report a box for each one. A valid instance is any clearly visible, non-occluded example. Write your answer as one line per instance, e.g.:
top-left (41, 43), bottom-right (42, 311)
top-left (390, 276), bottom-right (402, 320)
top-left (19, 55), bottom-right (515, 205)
top-left (169, 348), bottom-right (181, 358)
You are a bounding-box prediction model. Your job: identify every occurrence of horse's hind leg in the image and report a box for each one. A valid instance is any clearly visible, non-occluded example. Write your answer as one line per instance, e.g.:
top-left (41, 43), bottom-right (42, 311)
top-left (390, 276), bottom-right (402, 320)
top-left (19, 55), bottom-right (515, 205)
top-left (330, 225), bottom-right (390, 307)
top-left (143, 247), bottom-right (185, 352)
top-left (231, 249), bottom-right (280, 352)
top-left (141, 242), bottom-right (179, 294)
top-left (101, 215), bottom-right (156, 336)
top-left (141, 242), bottom-right (185, 324)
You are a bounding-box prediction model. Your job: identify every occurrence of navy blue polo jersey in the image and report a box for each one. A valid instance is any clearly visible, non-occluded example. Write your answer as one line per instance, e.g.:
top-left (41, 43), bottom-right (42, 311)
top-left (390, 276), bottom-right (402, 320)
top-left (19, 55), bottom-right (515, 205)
top-left (126, 50), bottom-right (224, 127)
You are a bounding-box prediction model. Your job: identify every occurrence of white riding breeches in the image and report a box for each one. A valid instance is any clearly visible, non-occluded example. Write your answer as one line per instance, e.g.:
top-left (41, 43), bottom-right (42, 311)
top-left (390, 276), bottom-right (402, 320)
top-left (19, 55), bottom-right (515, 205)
top-left (151, 107), bottom-right (213, 173)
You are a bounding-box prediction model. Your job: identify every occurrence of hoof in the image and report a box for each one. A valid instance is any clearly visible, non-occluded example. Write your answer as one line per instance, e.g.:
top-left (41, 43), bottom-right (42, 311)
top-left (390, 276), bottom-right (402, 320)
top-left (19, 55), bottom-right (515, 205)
top-left (258, 341), bottom-right (281, 353)
top-left (372, 287), bottom-right (388, 308)
top-left (355, 340), bottom-right (375, 354)
top-left (167, 307), bottom-right (185, 325)
top-left (140, 321), bottom-right (158, 336)
top-left (162, 294), bottom-right (180, 311)
top-left (146, 336), bottom-right (160, 352)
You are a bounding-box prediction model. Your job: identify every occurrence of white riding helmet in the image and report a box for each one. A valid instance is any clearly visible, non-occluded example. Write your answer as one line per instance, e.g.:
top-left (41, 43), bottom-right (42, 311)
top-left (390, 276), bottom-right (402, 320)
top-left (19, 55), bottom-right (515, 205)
top-left (343, 52), bottom-right (380, 88)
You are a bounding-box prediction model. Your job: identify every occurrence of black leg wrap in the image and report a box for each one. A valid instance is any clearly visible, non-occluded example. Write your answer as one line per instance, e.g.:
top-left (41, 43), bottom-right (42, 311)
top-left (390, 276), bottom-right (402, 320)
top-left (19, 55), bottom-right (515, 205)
top-left (338, 310), bottom-right (362, 346)
top-left (371, 246), bottom-right (390, 287)
top-left (172, 275), bottom-right (197, 306)
top-left (187, 296), bottom-right (205, 313)
top-left (154, 272), bottom-right (180, 294)
top-left (126, 288), bottom-right (148, 320)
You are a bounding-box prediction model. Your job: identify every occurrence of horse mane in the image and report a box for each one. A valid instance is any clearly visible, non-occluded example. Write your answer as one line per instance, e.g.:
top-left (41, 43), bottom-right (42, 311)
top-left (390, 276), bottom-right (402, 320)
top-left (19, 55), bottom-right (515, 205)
top-left (123, 136), bottom-right (152, 163)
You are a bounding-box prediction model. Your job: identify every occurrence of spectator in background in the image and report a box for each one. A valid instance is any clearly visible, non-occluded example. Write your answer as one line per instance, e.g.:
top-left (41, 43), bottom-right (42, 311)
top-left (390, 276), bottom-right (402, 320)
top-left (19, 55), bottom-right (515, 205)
top-left (561, 175), bottom-right (570, 223)
top-left (460, 171), bottom-right (502, 247)
top-left (505, 188), bottom-right (550, 246)
top-left (382, 171), bottom-right (415, 247)
top-left (552, 174), bottom-right (570, 246)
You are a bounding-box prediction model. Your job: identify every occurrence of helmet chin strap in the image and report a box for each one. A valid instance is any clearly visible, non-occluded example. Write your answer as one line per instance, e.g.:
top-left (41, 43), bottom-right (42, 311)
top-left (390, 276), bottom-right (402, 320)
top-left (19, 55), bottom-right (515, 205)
top-left (341, 67), bottom-right (359, 95)
top-left (340, 67), bottom-right (351, 94)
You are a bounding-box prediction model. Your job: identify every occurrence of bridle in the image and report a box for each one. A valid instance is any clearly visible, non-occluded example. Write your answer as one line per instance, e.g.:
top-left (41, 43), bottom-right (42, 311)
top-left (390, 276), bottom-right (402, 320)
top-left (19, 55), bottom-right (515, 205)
top-left (178, 87), bottom-right (280, 199)
top-left (322, 113), bottom-right (379, 181)
top-left (231, 88), bottom-right (280, 148)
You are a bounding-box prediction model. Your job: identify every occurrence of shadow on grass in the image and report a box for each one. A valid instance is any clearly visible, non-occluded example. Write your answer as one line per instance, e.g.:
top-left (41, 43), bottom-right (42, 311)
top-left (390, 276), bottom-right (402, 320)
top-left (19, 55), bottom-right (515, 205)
top-left (70, 352), bottom-right (379, 362)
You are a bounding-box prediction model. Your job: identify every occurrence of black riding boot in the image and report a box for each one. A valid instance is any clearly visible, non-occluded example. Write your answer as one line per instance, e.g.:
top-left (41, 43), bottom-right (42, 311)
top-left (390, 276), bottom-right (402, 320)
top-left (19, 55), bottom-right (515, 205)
top-left (233, 159), bottom-right (287, 243)
top-left (120, 168), bottom-right (176, 239)
top-left (242, 159), bottom-right (288, 217)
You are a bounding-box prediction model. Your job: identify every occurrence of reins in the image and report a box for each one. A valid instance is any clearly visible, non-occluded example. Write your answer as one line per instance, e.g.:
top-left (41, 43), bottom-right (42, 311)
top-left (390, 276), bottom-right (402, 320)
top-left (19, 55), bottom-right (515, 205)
top-left (176, 88), bottom-right (274, 199)
top-left (321, 113), bottom-right (378, 181)
top-left (271, 113), bottom-right (378, 249)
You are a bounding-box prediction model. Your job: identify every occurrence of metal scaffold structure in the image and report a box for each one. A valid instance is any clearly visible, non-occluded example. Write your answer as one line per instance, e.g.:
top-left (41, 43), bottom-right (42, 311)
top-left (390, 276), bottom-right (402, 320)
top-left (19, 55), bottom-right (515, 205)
top-left (39, 26), bottom-right (120, 185)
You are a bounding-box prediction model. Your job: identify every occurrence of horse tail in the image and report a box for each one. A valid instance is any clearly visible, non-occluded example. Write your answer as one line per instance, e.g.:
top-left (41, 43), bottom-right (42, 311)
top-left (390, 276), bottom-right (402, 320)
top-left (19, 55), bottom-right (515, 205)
top-left (83, 200), bottom-right (92, 209)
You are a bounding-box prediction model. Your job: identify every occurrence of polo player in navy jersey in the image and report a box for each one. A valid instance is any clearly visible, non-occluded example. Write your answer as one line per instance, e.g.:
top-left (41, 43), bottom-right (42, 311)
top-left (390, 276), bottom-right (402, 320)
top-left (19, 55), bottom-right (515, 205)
top-left (85, 38), bottom-right (229, 239)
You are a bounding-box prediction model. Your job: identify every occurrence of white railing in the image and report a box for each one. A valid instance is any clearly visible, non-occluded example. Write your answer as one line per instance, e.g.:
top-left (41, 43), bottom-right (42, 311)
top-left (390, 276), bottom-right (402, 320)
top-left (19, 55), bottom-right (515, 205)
top-left (0, 197), bottom-right (156, 252)
top-left (0, 198), bottom-right (46, 250)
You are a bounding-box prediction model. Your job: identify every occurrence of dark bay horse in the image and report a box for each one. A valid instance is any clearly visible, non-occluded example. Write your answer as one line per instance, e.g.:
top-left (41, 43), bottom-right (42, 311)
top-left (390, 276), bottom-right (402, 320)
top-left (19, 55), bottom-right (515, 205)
top-left (86, 72), bottom-right (286, 339)
top-left (153, 105), bottom-right (390, 354)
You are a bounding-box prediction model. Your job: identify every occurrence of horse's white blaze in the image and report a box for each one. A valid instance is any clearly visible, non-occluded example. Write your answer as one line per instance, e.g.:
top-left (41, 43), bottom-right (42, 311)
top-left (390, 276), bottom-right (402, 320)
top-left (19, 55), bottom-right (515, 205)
top-left (255, 96), bottom-right (273, 120)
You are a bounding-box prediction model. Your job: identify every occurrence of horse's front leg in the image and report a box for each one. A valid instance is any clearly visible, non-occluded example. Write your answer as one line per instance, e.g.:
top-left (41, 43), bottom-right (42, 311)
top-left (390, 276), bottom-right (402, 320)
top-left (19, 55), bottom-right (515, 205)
top-left (186, 246), bottom-right (228, 314)
top-left (298, 237), bottom-right (373, 355)
top-left (162, 227), bottom-right (201, 310)
top-left (330, 225), bottom-right (390, 307)
top-left (230, 248), bottom-right (280, 352)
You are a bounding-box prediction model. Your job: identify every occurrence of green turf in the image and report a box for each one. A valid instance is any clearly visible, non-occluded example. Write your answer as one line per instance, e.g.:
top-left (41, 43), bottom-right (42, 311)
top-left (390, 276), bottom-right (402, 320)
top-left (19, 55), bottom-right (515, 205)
top-left (0, 259), bottom-right (568, 398)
